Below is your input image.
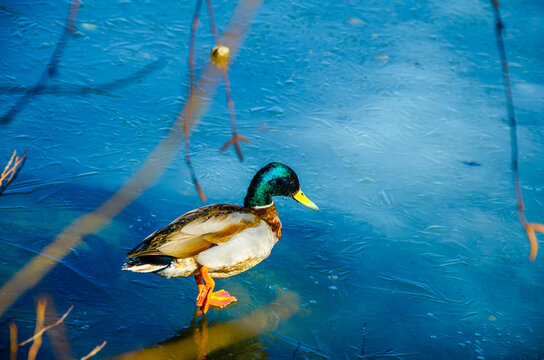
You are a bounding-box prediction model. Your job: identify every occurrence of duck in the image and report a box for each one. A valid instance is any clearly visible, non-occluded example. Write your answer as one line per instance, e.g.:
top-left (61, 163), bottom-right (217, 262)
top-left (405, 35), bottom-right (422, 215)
top-left (122, 162), bottom-right (318, 313)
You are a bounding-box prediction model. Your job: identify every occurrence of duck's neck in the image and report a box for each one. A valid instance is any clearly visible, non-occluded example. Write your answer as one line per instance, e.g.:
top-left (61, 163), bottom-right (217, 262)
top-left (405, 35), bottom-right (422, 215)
top-left (244, 180), bottom-right (274, 208)
top-left (244, 178), bottom-right (282, 240)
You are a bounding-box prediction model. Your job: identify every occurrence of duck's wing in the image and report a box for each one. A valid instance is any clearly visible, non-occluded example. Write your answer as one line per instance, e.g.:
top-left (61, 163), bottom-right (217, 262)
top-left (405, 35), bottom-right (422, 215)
top-left (126, 204), bottom-right (261, 259)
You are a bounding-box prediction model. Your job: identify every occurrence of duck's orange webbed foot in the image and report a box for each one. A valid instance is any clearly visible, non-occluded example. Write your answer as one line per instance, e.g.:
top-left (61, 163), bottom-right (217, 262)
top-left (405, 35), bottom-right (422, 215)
top-left (207, 289), bottom-right (237, 309)
top-left (194, 266), bottom-right (237, 313)
top-left (220, 134), bottom-right (250, 161)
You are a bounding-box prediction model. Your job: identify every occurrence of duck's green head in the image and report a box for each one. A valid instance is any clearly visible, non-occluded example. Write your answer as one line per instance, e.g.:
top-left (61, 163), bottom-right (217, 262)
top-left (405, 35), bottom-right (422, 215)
top-left (244, 162), bottom-right (319, 210)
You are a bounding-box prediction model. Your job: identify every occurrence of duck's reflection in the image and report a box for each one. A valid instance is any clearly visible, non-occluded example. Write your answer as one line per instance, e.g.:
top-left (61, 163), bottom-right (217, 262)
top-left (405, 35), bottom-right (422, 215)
top-left (118, 291), bottom-right (299, 360)
top-left (191, 311), bottom-right (209, 360)
top-left (190, 311), bottom-right (269, 360)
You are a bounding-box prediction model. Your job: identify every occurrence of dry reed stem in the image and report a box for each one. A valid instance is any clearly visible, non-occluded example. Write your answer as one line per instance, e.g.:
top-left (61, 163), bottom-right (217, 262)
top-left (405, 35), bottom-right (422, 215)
top-left (0, 0), bottom-right (263, 318)
top-left (0, 149), bottom-right (27, 192)
top-left (67, 0), bottom-right (81, 34)
top-left (9, 323), bottom-right (17, 360)
top-left (27, 299), bottom-right (46, 360)
top-left (80, 340), bottom-right (107, 360)
top-left (526, 223), bottom-right (544, 261)
top-left (219, 64), bottom-right (249, 160)
top-left (10, 298), bottom-right (103, 359)
top-left (19, 305), bottom-right (73, 346)
top-left (0, 150), bottom-right (17, 179)
top-left (206, 0), bottom-right (222, 45)
top-left (490, 0), bottom-right (543, 261)
top-left (1, 0), bottom-right (80, 123)
top-left (206, 0), bottom-right (249, 161)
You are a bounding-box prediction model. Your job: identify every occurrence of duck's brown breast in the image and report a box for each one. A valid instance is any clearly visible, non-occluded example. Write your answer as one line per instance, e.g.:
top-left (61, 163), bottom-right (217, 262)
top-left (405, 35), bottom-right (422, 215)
top-left (252, 203), bottom-right (282, 241)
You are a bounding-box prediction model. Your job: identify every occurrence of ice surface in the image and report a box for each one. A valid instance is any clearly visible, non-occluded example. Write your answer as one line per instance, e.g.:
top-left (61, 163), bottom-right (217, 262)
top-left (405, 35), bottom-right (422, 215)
top-left (0, 0), bottom-right (542, 358)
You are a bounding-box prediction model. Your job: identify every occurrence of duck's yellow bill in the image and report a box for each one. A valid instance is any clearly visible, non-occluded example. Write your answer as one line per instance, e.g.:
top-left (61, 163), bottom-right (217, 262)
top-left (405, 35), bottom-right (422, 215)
top-left (293, 190), bottom-right (319, 211)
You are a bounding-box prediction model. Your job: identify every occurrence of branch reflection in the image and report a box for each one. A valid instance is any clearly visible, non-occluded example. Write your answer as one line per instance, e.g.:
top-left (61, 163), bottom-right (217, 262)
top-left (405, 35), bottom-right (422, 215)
top-left (119, 291), bottom-right (299, 360)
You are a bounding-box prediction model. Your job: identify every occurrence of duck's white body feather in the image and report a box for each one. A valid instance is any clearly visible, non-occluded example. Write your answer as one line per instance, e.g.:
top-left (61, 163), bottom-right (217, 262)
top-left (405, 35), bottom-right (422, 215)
top-left (195, 220), bottom-right (276, 275)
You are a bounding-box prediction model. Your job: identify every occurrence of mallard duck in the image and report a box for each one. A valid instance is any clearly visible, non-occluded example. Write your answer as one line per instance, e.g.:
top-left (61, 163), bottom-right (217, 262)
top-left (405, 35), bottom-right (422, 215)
top-left (123, 162), bottom-right (318, 313)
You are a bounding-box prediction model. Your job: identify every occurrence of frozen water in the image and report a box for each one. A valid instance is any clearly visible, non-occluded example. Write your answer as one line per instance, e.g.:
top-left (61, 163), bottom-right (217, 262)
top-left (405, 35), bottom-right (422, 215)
top-left (0, 0), bottom-right (543, 358)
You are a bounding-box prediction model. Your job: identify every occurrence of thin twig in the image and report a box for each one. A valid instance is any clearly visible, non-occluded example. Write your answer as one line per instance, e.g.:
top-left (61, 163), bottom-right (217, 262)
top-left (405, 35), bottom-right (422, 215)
top-left (1, 150), bottom-right (17, 177)
top-left (0, 150), bottom-right (18, 184)
top-left (0, 309), bottom-right (22, 328)
top-left (359, 348), bottom-right (394, 360)
top-left (19, 305), bottom-right (73, 346)
top-left (67, 0), bottom-right (81, 34)
top-left (361, 322), bottom-right (367, 355)
top-left (206, 0), bottom-right (249, 160)
top-left (0, 149), bottom-right (27, 194)
top-left (292, 341), bottom-right (301, 359)
top-left (80, 340), bottom-right (107, 360)
top-left (1, 0), bottom-right (81, 123)
top-left (43, 295), bottom-right (74, 360)
top-left (205, 0), bottom-right (222, 45)
top-left (219, 65), bottom-right (249, 160)
top-left (490, 0), bottom-right (543, 261)
top-left (0, 59), bottom-right (164, 96)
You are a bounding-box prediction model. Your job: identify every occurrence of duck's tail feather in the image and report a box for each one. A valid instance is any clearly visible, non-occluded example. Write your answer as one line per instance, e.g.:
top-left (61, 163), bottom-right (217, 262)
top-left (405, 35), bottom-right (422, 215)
top-left (122, 255), bottom-right (173, 273)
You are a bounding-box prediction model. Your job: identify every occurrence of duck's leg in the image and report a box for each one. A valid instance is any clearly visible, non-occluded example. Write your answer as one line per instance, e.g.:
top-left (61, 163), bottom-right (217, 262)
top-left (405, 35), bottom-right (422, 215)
top-left (194, 274), bottom-right (209, 308)
top-left (196, 266), bottom-right (237, 313)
